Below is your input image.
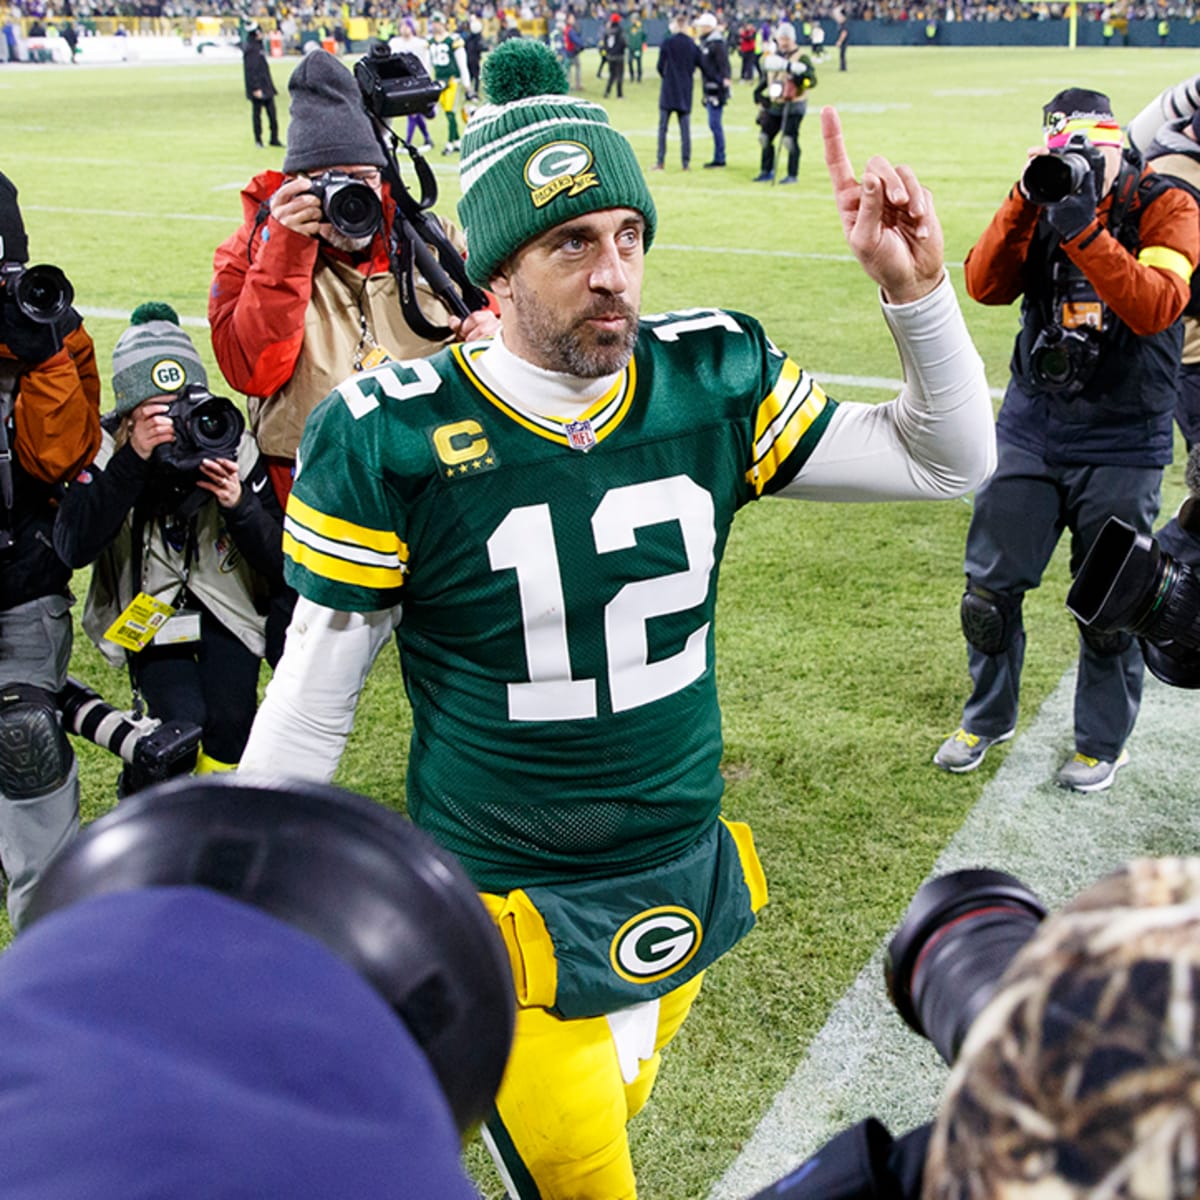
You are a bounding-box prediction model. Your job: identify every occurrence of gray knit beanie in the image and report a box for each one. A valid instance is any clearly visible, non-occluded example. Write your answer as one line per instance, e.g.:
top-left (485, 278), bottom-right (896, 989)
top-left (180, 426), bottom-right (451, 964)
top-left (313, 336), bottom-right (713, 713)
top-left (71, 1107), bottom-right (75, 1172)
top-left (112, 302), bottom-right (208, 416)
top-left (282, 50), bottom-right (387, 175)
top-left (457, 39), bottom-right (656, 286)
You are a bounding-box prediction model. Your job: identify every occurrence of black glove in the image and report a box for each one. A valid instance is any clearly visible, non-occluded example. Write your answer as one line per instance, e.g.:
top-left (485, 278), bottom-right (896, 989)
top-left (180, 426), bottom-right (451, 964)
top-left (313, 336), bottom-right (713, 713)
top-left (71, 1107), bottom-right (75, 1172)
top-left (0, 303), bottom-right (79, 366)
top-left (1044, 170), bottom-right (1098, 242)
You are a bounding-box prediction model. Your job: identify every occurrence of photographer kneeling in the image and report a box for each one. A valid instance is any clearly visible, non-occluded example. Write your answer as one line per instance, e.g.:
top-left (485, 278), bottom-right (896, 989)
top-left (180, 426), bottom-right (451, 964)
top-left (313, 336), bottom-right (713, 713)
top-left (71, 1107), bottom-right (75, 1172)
top-left (54, 305), bottom-right (284, 785)
top-left (934, 88), bottom-right (1200, 793)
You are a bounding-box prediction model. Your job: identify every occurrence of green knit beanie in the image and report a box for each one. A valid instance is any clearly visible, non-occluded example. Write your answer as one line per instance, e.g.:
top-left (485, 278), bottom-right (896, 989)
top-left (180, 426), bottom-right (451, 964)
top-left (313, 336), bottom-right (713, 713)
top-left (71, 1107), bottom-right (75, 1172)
top-left (112, 302), bottom-right (208, 416)
top-left (457, 39), bottom-right (656, 287)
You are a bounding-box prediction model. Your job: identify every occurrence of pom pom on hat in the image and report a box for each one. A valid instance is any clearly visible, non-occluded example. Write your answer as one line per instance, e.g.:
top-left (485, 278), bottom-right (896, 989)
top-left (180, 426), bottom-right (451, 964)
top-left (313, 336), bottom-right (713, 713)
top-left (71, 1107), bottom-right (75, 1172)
top-left (458, 39), bottom-right (656, 287)
top-left (112, 302), bottom-right (208, 416)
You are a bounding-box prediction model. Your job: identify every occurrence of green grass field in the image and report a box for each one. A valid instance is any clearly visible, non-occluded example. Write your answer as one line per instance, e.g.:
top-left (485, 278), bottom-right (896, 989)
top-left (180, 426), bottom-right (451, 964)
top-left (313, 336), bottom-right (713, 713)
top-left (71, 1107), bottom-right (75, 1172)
top-left (4, 42), bottom-right (1199, 1199)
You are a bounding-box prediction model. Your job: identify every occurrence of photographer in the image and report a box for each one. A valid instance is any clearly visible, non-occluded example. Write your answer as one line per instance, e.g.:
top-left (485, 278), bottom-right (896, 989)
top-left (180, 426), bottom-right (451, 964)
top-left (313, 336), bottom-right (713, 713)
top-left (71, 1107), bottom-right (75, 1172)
top-left (0, 170), bottom-right (100, 930)
top-left (752, 23), bottom-right (816, 185)
top-left (208, 49), bottom-right (496, 512)
top-left (934, 88), bottom-right (1200, 793)
top-left (0, 776), bottom-right (514, 1197)
top-left (54, 305), bottom-right (284, 783)
top-left (758, 858), bottom-right (1200, 1200)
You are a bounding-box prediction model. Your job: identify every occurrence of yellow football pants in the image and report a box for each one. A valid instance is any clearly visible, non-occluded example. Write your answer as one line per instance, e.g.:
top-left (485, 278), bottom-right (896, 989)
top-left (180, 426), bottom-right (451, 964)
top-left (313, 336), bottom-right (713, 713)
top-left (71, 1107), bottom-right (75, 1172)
top-left (482, 973), bottom-right (705, 1199)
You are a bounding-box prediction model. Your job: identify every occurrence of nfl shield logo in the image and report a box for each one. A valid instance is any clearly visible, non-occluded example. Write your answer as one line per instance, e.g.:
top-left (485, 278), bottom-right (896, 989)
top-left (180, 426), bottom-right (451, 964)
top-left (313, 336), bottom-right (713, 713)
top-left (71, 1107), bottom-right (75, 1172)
top-left (564, 419), bottom-right (597, 452)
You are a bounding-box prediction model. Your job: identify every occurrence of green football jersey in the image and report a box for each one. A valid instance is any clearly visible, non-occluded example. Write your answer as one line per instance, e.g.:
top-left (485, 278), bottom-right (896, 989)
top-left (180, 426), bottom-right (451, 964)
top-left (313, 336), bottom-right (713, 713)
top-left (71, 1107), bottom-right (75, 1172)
top-left (284, 309), bottom-right (837, 890)
top-left (427, 32), bottom-right (463, 82)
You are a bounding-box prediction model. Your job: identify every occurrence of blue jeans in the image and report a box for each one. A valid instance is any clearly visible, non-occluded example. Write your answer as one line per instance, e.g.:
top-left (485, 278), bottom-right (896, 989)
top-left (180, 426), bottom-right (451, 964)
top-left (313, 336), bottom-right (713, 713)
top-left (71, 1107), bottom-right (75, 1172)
top-left (959, 439), bottom-right (1163, 760)
top-left (706, 100), bottom-right (726, 164)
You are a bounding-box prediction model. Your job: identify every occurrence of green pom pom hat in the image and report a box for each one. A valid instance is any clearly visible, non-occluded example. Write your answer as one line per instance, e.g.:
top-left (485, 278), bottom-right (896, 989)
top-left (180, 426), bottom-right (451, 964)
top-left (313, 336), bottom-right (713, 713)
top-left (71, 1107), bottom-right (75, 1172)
top-left (112, 301), bottom-right (208, 416)
top-left (457, 39), bottom-right (656, 287)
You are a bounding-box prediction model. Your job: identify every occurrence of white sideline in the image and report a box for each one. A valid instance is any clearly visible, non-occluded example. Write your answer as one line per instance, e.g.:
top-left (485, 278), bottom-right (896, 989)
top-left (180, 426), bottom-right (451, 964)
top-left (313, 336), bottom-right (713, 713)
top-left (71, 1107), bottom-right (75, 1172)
top-left (709, 668), bottom-right (1200, 1200)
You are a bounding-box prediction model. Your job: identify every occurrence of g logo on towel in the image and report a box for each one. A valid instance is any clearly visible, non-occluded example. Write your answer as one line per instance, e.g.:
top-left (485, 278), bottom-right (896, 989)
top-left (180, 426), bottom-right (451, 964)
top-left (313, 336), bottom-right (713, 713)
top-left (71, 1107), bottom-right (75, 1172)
top-left (610, 906), bottom-right (703, 983)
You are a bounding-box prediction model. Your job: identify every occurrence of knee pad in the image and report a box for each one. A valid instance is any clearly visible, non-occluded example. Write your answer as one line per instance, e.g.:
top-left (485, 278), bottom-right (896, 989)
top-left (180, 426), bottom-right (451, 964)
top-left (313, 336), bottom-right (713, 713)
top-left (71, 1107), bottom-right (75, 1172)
top-left (960, 583), bottom-right (1022, 655)
top-left (781, 134), bottom-right (798, 156)
top-left (759, 130), bottom-right (772, 149)
top-left (1076, 617), bottom-right (1133, 657)
top-left (0, 683), bottom-right (72, 800)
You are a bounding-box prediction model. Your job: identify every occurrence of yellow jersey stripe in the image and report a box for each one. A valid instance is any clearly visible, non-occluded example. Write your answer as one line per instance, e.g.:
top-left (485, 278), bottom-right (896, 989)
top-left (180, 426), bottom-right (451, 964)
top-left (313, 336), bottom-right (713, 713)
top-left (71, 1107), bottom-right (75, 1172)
top-left (283, 530), bottom-right (406, 591)
top-left (752, 358), bottom-right (803, 443)
top-left (286, 493), bottom-right (408, 562)
top-left (452, 343), bottom-right (637, 446)
top-left (746, 380), bottom-right (830, 496)
top-left (1139, 244), bottom-right (1195, 283)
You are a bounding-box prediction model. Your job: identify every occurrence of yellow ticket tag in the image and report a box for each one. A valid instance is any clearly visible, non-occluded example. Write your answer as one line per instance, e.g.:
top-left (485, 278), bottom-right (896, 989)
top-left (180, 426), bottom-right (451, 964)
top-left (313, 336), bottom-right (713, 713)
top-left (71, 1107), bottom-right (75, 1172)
top-left (103, 592), bottom-right (176, 653)
top-left (357, 345), bottom-right (397, 371)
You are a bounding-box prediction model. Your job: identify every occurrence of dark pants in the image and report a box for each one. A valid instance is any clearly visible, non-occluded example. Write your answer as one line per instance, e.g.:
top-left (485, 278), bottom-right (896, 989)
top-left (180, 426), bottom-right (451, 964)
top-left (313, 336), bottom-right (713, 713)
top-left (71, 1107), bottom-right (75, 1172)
top-left (131, 606), bottom-right (262, 766)
top-left (706, 100), bottom-right (726, 165)
top-left (251, 96), bottom-right (279, 145)
top-left (959, 439), bottom-right (1163, 760)
top-left (657, 107), bottom-right (691, 168)
top-left (740, 49), bottom-right (757, 79)
top-left (628, 49), bottom-right (642, 81)
top-left (759, 101), bottom-right (806, 178)
top-left (605, 57), bottom-right (624, 98)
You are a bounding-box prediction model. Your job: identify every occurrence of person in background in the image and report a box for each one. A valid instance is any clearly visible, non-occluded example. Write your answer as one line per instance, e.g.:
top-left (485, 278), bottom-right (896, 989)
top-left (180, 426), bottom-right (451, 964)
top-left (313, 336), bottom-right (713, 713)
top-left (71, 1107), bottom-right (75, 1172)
top-left (562, 11), bottom-right (584, 91)
top-left (752, 22), bottom-right (817, 185)
top-left (241, 38), bottom-right (994, 1200)
top-left (428, 12), bottom-right (472, 154)
top-left (697, 12), bottom-right (731, 169)
top-left (602, 11), bottom-right (626, 100)
top-left (627, 15), bottom-right (645, 83)
top-left (654, 15), bottom-right (702, 171)
top-left (242, 22), bottom-right (281, 149)
top-left (0, 171), bottom-right (100, 931)
top-left (388, 18), bottom-right (436, 153)
top-left (54, 305), bottom-right (285, 783)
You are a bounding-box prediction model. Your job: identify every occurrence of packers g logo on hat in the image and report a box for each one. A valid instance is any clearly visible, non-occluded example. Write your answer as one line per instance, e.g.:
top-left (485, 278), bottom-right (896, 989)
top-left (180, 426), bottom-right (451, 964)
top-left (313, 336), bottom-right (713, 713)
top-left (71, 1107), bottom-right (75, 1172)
top-left (609, 905), bottom-right (703, 983)
top-left (150, 357), bottom-right (188, 393)
top-left (524, 140), bottom-right (600, 210)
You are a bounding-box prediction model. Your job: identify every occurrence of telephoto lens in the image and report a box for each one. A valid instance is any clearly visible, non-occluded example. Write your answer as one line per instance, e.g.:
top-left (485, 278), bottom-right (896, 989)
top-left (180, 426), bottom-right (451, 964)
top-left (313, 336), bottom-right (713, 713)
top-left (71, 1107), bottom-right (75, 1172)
top-left (885, 868), bottom-right (1047, 1065)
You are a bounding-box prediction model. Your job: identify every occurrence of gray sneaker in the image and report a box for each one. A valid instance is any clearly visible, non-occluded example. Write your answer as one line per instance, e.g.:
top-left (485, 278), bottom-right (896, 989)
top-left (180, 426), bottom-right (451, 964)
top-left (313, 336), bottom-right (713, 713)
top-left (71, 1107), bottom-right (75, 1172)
top-left (933, 726), bottom-right (1015, 773)
top-left (1055, 748), bottom-right (1130, 793)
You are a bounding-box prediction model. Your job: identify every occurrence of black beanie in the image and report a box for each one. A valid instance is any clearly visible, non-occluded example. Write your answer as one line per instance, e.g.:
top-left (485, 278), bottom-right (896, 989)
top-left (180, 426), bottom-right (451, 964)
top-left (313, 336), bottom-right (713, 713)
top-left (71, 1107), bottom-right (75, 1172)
top-left (0, 172), bottom-right (29, 264)
top-left (1042, 87), bottom-right (1113, 125)
top-left (282, 50), bottom-right (387, 175)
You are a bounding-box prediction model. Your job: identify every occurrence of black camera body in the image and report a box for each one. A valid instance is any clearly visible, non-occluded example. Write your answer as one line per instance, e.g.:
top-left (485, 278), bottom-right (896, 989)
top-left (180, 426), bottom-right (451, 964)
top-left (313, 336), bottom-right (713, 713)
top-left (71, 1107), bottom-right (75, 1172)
top-left (151, 383), bottom-right (245, 476)
top-left (1028, 323), bottom-right (1101, 395)
top-left (1022, 132), bottom-right (1106, 206)
top-left (1068, 513), bottom-right (1200, 688)
top-left (0, 261), bottom-right (73, 326)
top-left (307, 170), bottom-right (384, 241)
top-left (354, 46), bottom-right (444, 120)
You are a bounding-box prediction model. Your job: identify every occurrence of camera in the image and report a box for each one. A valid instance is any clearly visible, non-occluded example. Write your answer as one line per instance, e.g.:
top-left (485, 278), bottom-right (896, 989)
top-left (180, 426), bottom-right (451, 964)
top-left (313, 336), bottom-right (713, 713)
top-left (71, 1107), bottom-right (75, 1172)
top-left (0, 261), bottom-right (73, 325)
top-left (1028, 323), bottom-right (1101, 395)
top-left (750, 869), bottom-right (1047, 1199)
top-left (306, 170), bottom-right (384, 242)
top-left (58, 676), bottom-right (200, 788)
top-left (885, 868), bottom-right (1047, 1066)
top-left (1022, 132), bottom-right (1106, 206)
top-left (354, 43), bottom-right (444, 121)
top-left (151, 384), bottom-right (245, 477)
top-left (1068, 515), bottom-right (1200, 687)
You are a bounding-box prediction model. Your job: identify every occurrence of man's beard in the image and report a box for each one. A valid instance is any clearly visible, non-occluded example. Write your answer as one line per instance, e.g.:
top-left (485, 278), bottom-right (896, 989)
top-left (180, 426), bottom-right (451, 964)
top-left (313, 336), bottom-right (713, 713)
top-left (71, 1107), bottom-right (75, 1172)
top-left (321, 227), bottom-right (375, 254)
top-left (511, 280), bottom-right (639, 378)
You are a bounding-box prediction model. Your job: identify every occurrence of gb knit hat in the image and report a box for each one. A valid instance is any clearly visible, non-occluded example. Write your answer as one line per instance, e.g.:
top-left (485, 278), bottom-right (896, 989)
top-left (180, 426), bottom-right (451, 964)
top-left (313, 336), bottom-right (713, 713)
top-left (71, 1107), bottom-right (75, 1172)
top-left (0, 171), bottom-right (29, 264)
top-left (282, 50), bottom-right (387, 175)
top-left (112, 302), bottom-right (208, 416)
top-left (457, 39), bottom-right (656, 287)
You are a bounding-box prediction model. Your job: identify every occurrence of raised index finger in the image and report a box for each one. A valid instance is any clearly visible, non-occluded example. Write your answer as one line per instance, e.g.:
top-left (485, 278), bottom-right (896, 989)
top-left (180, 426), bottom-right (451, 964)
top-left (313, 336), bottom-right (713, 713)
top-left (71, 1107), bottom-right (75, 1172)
top-left (821, 106), bottom-right (855, 190)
